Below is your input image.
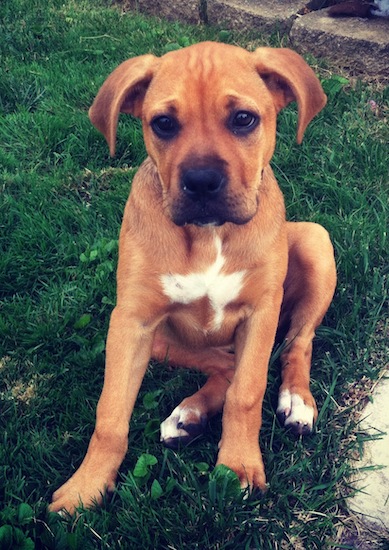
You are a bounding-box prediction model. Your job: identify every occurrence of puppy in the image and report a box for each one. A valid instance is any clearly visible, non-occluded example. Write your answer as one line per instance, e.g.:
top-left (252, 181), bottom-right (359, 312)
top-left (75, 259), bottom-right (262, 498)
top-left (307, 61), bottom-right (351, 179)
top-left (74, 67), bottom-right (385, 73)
top-left (50, 41), bottom-right (336, 514)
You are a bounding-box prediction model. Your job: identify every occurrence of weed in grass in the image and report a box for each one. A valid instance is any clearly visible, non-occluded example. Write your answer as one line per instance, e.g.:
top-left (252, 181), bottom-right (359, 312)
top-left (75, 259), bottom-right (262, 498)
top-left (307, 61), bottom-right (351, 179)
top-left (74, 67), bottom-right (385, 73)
top-left (1, 0), bottom-right (388, 548)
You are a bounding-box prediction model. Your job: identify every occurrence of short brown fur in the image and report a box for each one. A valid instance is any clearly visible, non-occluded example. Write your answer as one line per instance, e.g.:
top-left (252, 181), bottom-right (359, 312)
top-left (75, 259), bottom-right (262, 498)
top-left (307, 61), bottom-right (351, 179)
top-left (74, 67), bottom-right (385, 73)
top-left (50, 42), bottom-right (336, 514)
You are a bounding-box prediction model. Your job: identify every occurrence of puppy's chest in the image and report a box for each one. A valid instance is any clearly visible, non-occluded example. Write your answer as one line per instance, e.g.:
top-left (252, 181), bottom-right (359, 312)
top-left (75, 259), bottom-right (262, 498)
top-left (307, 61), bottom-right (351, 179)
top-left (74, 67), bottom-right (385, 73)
top-left (160, 237), bottom-right (246, 332)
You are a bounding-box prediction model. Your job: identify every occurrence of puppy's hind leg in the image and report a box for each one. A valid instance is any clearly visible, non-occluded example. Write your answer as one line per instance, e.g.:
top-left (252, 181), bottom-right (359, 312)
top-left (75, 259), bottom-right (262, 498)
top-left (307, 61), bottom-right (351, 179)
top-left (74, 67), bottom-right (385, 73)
top-left (152, 331), bottom-right (235, 447)
top-left (277, 222), bottom-right (336, 435)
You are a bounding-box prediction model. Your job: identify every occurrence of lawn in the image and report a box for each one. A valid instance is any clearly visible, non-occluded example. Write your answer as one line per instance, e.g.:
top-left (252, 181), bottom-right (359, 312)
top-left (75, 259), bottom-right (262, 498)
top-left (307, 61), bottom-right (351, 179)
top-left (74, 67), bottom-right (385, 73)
top-left (0, 0), bottom-right (388, 548)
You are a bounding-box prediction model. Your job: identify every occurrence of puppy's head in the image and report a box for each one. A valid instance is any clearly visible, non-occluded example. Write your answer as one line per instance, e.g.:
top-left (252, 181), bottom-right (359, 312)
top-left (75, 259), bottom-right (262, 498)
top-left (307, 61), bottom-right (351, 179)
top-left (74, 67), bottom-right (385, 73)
top-left (89, 42), bottom-right (326, 227)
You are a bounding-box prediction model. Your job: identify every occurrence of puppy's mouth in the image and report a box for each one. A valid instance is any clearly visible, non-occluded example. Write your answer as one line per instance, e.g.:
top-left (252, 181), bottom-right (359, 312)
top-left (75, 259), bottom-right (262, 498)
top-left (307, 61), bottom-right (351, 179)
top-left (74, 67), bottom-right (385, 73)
top-left (172, 213), bottom-right (224, 227)
top-left (171, 205), bottom-right (254, 227)
top-left (192, 218), bottom-right (224, 227)
top-left (181, 213), bottom-right (226, 227)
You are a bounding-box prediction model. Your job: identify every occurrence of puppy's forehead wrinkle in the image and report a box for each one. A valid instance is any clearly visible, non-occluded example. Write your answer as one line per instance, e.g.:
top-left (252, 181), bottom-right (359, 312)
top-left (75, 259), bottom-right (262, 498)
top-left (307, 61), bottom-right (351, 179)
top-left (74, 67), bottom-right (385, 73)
top-left (158, 47), bottom-right (252, 99)
top-left (165, 46), bottom-right (221, 80)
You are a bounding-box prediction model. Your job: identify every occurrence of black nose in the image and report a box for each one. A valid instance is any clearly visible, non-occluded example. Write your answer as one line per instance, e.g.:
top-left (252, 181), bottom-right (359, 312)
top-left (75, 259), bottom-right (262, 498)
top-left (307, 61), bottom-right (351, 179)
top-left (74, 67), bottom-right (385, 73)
top-left (181, 168), bottom-right (225, 201)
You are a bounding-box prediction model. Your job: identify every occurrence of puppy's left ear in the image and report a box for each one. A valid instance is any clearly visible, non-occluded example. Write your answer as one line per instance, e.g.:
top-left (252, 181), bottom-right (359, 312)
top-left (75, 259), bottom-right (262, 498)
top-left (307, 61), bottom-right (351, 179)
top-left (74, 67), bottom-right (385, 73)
top-left (252, 48), bottom-right (326, 143)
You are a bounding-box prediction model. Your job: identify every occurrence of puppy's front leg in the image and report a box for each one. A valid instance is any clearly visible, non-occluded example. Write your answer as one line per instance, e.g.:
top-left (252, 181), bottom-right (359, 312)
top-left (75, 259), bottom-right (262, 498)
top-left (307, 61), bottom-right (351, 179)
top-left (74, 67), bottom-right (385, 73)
top-left (49, 306), bottom-right (154, 514)
top-left (217, 292), bottom-right (283, 490)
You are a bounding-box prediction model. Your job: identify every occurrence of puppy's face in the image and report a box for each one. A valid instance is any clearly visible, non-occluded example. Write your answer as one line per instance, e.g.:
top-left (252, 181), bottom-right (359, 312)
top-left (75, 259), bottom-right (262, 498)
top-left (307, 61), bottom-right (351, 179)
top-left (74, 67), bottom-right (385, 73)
top-left (141, 45), bottom-right (277, 227)
top-left (89, 42), bottom-right (326, 226)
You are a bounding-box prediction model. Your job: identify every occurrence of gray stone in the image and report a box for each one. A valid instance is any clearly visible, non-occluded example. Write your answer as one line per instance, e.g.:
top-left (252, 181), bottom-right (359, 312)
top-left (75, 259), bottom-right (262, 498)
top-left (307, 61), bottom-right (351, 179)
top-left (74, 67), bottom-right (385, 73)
top-left (291, 9), bottom-right (389, 81)
top-left (348, 372), bottom-right (389, 531)
top-left (119, 0), bottom-right (389, 81)
top-left (208, 0), bottom-right (304, 34)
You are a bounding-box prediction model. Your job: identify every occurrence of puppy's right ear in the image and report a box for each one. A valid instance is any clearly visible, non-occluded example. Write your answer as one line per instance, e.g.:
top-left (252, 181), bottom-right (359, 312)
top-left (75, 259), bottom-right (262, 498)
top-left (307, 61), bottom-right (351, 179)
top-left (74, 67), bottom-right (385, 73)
top-left (89, 55), bottom-right (159, 156)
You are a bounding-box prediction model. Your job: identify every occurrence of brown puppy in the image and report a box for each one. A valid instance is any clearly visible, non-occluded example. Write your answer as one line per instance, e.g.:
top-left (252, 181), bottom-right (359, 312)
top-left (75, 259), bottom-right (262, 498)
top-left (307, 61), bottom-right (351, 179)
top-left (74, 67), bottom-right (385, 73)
top-left (50, 41), bottom-right (336, 514)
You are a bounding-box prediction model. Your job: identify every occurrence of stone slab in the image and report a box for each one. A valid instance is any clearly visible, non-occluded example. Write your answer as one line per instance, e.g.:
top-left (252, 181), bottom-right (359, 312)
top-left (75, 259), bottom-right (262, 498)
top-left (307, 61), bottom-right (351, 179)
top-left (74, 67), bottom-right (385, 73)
top-left (347, 373), bottom-right (389, 531)
top-left (208, 0), bottom-right (304, 34)
top-left (119, 0), bottom-right (389, 81)
top-left (290, 9), bottom-right (389, 81)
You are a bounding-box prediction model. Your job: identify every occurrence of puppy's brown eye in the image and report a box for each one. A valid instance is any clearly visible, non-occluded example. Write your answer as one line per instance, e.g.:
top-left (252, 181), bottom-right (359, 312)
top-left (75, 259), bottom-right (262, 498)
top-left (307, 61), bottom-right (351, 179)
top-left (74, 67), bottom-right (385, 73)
top-left (151, 116), bottom-right (179, 139)
top-left (230, 111), bottom-right (259, 135)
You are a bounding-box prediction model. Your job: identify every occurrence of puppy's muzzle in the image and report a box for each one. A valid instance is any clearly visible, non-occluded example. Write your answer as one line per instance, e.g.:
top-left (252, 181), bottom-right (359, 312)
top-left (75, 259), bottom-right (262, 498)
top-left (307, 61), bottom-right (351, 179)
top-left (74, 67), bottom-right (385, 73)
top-left (176, 167), bottom-right (227, 227)
top-left (181, 168), bottom-right (226, 202)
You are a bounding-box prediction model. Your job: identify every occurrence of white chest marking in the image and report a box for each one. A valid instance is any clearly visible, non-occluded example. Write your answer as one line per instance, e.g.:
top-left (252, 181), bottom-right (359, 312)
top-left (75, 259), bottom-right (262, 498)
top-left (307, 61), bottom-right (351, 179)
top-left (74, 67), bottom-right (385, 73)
top-left (160, 237), bottom-right (246, 330)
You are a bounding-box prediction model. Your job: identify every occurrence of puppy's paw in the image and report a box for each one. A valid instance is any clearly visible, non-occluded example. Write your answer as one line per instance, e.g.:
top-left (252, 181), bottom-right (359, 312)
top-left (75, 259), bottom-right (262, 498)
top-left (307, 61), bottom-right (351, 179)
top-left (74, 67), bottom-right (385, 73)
top-left (49, 468), bottom-right (115, 515)
top-left (216, 448), bottom-right (267, 493)
top-left (276, 388), bottom-right (317, 436)
top-left (160, 406), bottom-right (207, 448)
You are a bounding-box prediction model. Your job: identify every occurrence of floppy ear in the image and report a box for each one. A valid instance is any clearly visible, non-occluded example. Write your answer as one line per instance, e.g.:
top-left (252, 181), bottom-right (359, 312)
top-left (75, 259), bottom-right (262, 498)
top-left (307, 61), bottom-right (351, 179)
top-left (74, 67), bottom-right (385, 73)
top-left (89, 55), bottom-right (159, 156)
top-left (252, 48), bottom-right (327, 144)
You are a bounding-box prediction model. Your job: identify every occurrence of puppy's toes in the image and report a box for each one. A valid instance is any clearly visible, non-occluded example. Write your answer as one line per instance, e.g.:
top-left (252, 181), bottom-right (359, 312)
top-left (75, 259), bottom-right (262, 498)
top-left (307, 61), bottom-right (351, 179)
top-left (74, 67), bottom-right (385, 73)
top-left (160, 406), bottom-right (207, 448)
top-left (276, 389), bottom-right (316, 436)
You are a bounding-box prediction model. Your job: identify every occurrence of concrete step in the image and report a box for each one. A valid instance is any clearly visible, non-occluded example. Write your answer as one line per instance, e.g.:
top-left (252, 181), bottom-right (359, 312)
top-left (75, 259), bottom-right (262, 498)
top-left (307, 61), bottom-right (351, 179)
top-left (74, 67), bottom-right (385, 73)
top-left (290, 8), bottom-right (389, 81)
top-left (126, 0), bottom-right (389, 82)
top-left (207, 0), bottom-right (304, 34)
top-left (341, 371), bottom-right (389, 546)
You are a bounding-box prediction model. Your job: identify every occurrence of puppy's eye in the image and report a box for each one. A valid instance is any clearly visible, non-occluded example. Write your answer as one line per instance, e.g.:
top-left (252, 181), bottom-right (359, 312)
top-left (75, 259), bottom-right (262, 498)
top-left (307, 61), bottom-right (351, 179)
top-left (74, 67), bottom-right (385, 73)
top-left (151, 116), bottom-right (179, 139)
top-left (229, 111), bottom-right (259, 135)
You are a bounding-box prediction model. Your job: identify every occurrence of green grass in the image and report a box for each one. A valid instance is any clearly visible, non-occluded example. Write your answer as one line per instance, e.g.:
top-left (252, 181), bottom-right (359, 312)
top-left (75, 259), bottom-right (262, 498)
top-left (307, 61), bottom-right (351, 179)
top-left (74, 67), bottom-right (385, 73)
top-left (0, 0), bottom-right (388, 548)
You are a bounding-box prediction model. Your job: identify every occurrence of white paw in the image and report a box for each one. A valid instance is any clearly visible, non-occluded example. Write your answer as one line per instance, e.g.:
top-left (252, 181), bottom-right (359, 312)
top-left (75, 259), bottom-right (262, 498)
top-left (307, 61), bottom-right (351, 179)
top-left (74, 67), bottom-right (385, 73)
top-left (160, 406), bottom-right (206, 448)
top-left (276, 389), bottom-right (314, 435)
